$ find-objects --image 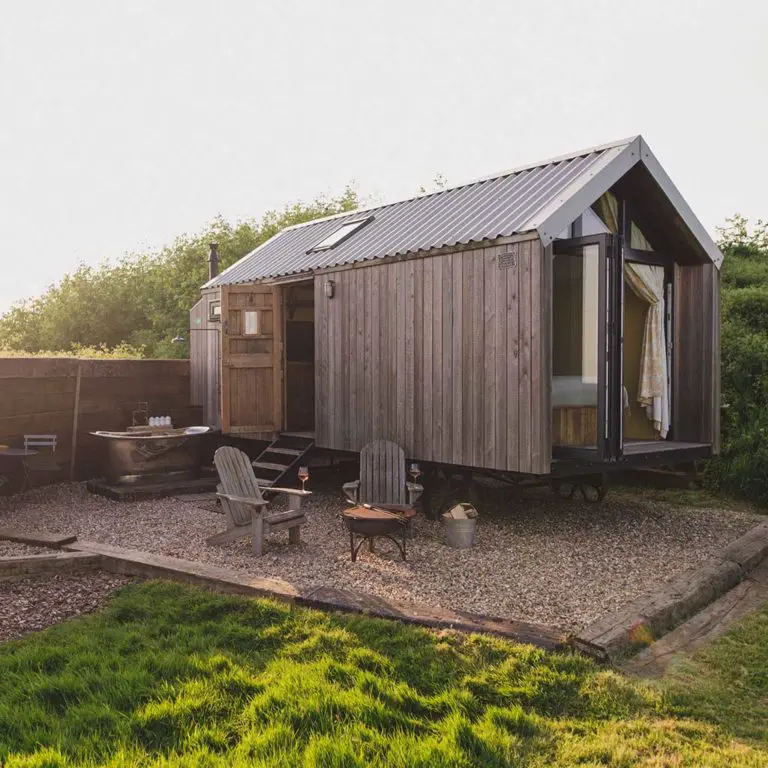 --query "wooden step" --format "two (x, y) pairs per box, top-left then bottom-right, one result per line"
(252, 461), (290, 472)
(264, 447), (303, 456)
